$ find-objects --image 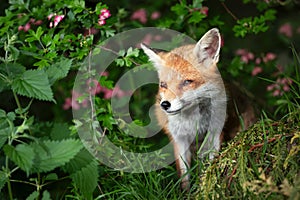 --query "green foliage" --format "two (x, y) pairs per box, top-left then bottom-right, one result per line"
(12, 70), (54, 102)
(233, 9), (276, 37)
(0, 0), (299, 199)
